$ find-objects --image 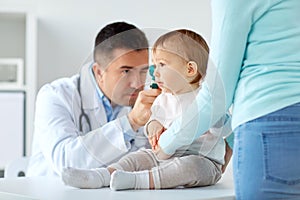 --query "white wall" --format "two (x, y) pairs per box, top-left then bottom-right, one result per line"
(0, 0), (212, 88)
(36, 0), (212, 88)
